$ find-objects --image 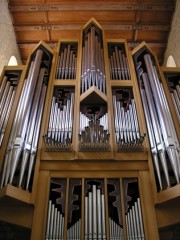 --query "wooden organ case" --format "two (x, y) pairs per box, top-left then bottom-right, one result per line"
(0, 19), (179, 240)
